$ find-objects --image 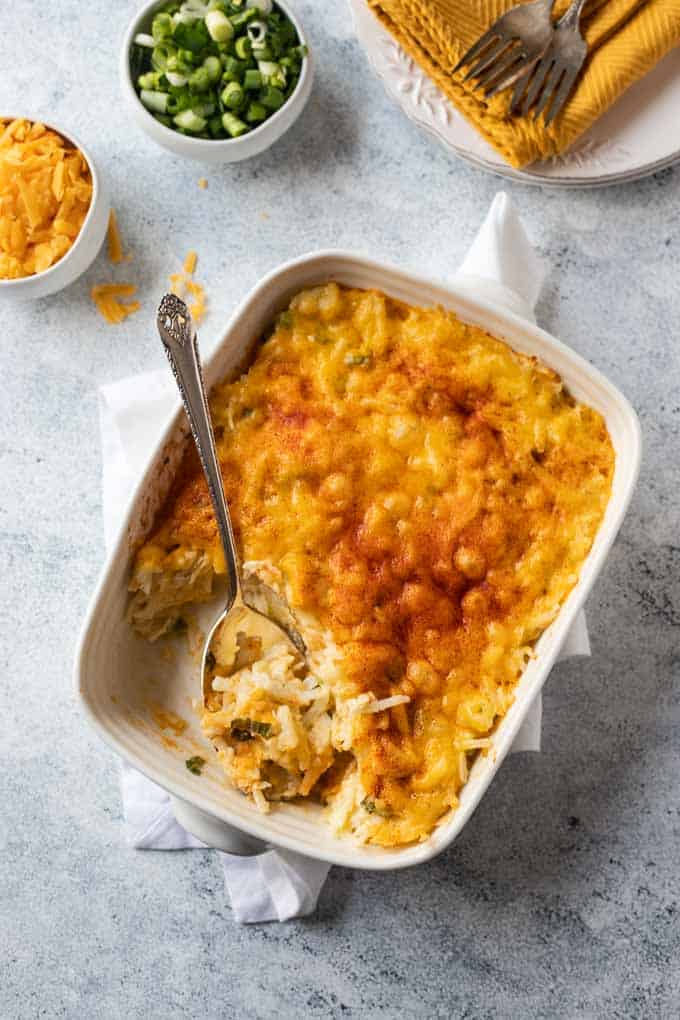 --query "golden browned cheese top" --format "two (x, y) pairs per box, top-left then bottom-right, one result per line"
(141, 284), (614, 844)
